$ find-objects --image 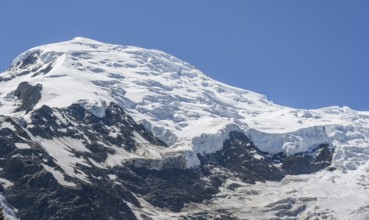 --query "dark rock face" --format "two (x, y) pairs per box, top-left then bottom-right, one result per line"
(63, 103), (167, 150)
(0, 103), (336, 219)
(269, 144), (334, 175)
(13, 81), (42, 112)
(18, 51), (40, 69)
(0, 128), (22, 156)
(0, 111), (146, 219)
(281, 145), (333, 175)
(27, 103), (166, 149)
(2, 153), (138, 220)
(199, 131), (285, 183)
(121, 167), (222, 212)
(0, 104), (176, 219)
